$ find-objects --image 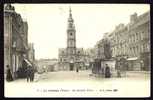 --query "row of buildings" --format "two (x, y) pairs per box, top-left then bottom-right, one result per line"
(4, 4), (35, 79)
(36, 58), (58, 73)
(94, 11), (150, 71)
